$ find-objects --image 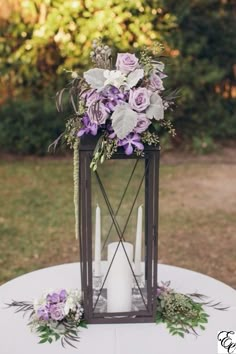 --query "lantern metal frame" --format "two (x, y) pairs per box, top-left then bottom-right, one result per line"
(78, 135), (160, 324)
